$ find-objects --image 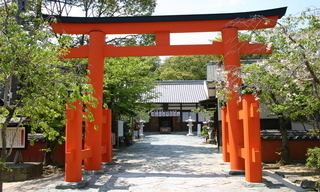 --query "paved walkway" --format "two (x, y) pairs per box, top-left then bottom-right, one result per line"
(5, 133), (305, 191)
